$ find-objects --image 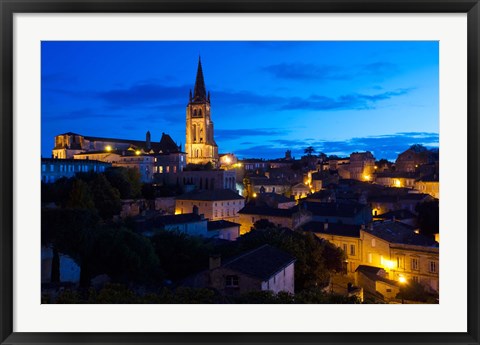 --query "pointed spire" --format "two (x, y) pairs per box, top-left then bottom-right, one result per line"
(193, 56), (207, 102)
